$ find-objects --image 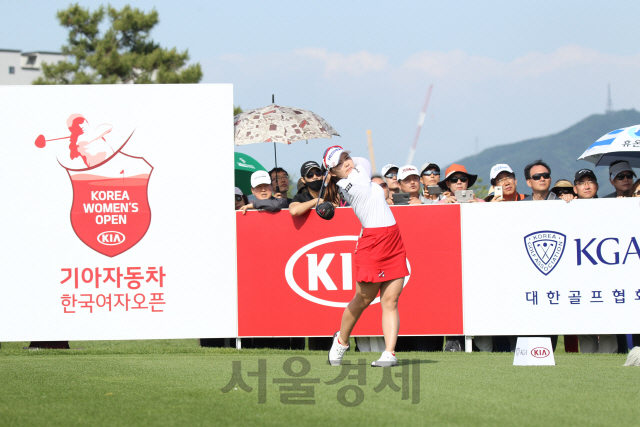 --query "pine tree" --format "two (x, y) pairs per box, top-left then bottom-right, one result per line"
(33, 4), (202, 84)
